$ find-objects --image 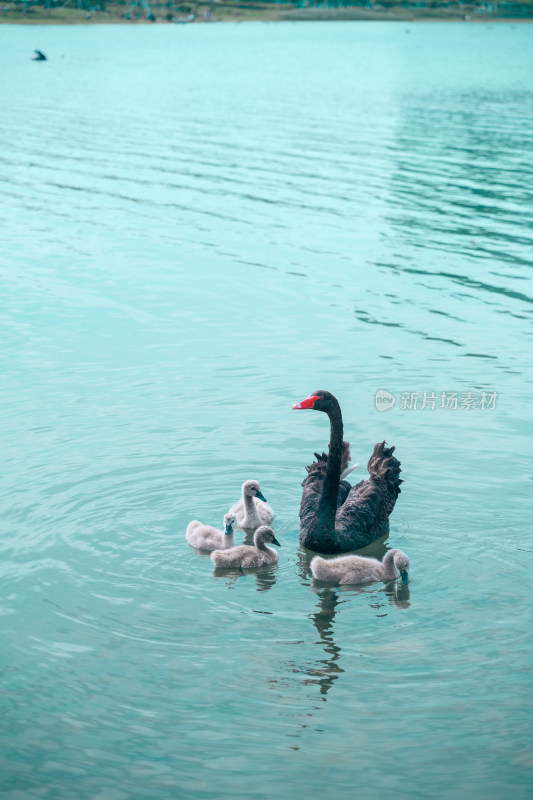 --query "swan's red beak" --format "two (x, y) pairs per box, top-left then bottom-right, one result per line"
(292, 395), (320, 410)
